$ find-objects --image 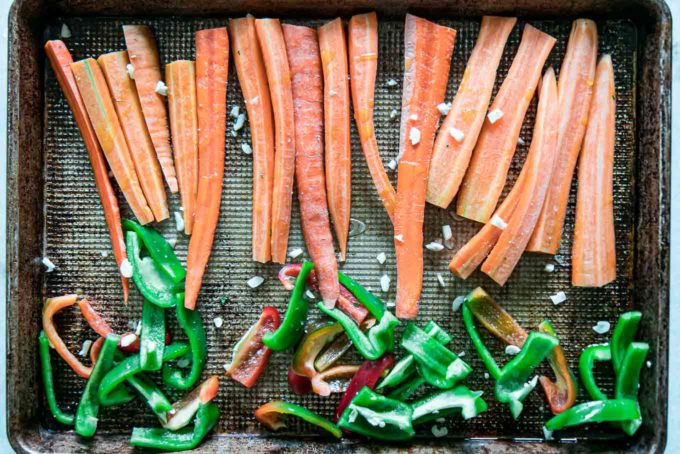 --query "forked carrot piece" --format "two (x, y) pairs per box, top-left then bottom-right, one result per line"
(527, 20), (598, 254)
(166, 60), (198, 235)
(98, 51), (169, 222)
(230, 16), (275, 264)
(319, 18), (352, 261)
(45, 41), (129, 303)
(283, 24), (339, 307)
(456, 25), (555, 223)
(348, 12), (396, 220)
(426, 16), (516, 208)
(123, 25), (178, 193)
(395, 15), (456, 319)
(71, 58), (154, 225)
(572, 55), (616, 287)
(184, 28), (229, 310)
(255, 19), (296, 264)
